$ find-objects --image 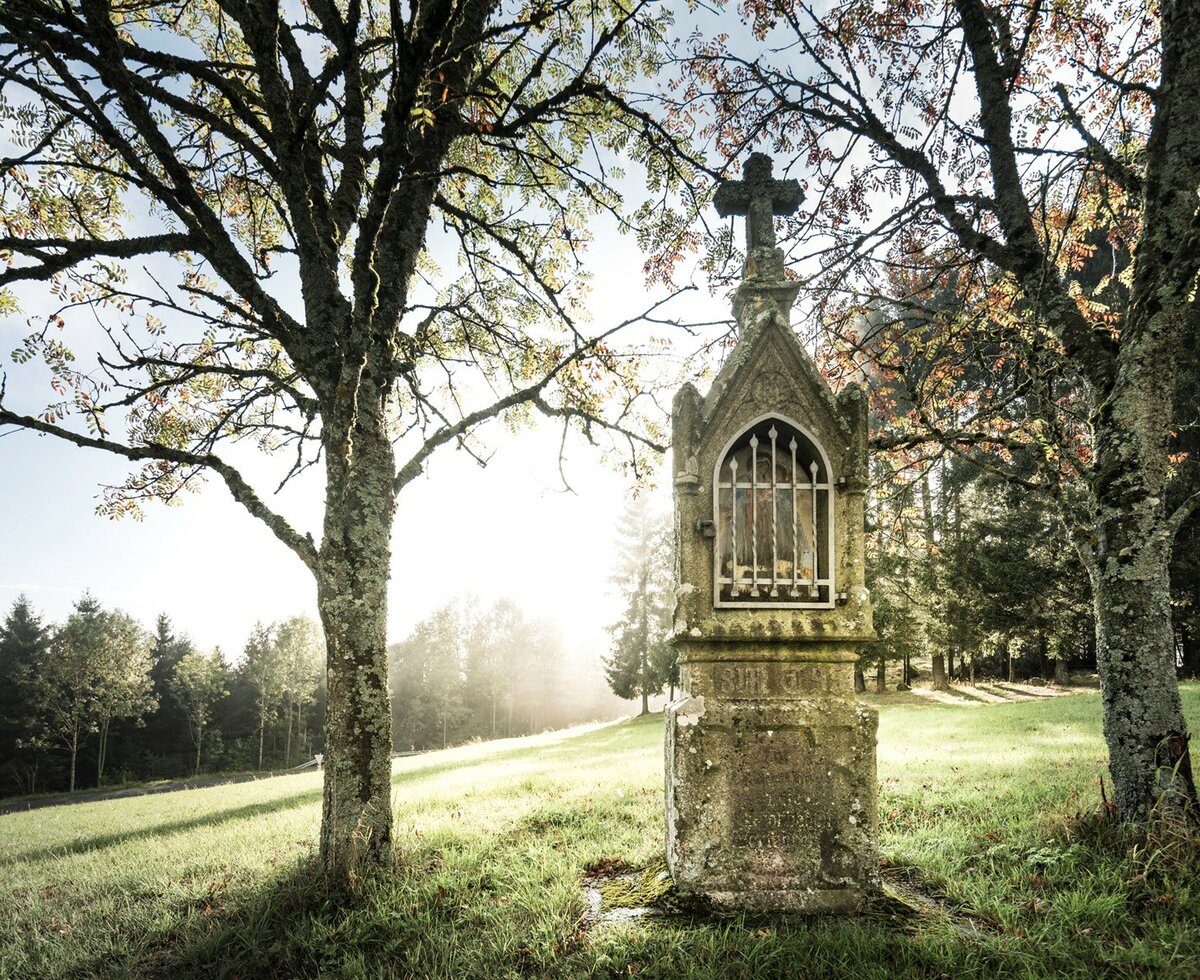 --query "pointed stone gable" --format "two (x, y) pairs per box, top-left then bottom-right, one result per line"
(697, 316), (851, 463)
